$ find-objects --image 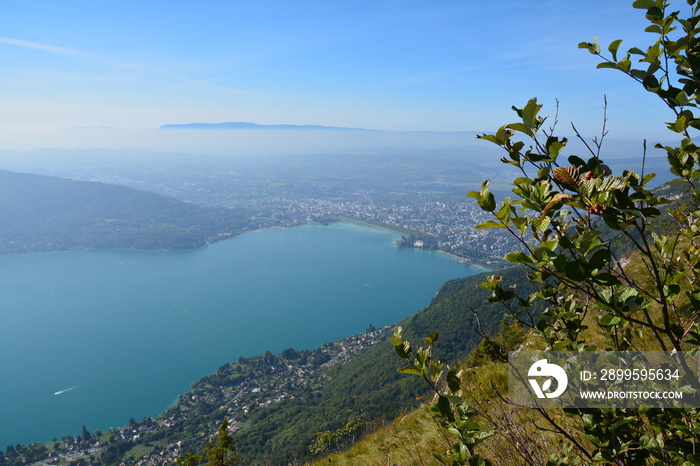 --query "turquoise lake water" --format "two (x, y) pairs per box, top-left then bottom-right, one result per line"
(0, 222), (478, 446)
